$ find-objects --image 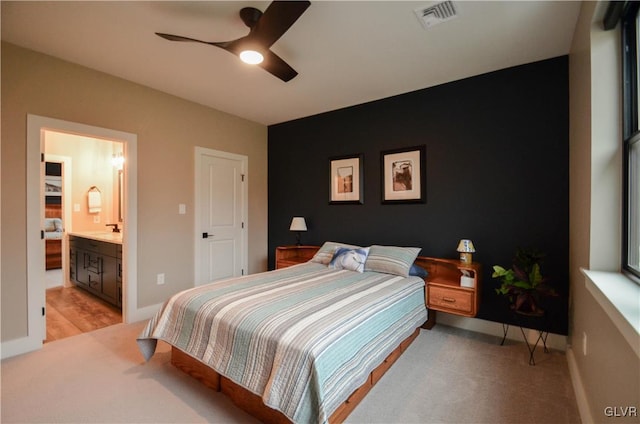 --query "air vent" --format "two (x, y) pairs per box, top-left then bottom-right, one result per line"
(414, 1), (458, 29)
